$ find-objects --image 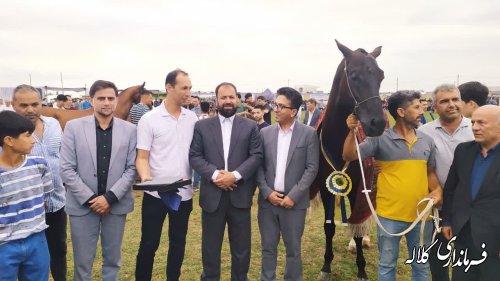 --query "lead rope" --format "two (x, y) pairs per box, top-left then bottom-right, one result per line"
(353, 130), (441, 246)
(343, 59), (440, 245)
